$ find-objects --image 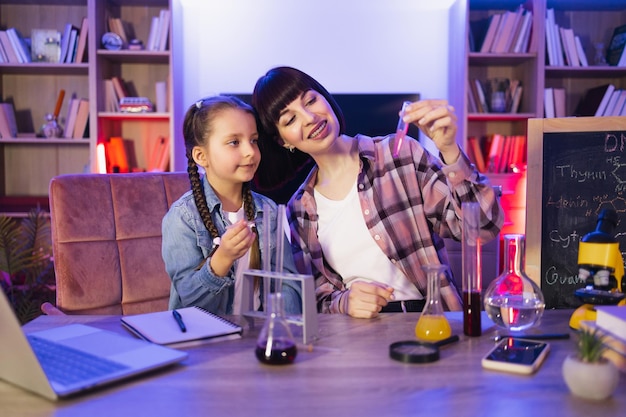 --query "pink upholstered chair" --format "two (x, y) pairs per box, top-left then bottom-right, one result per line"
(48, 172), (189, 315)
